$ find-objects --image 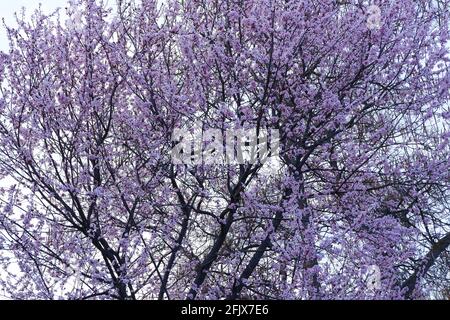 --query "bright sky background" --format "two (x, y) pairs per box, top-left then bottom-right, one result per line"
(0, 0), (69, 51)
